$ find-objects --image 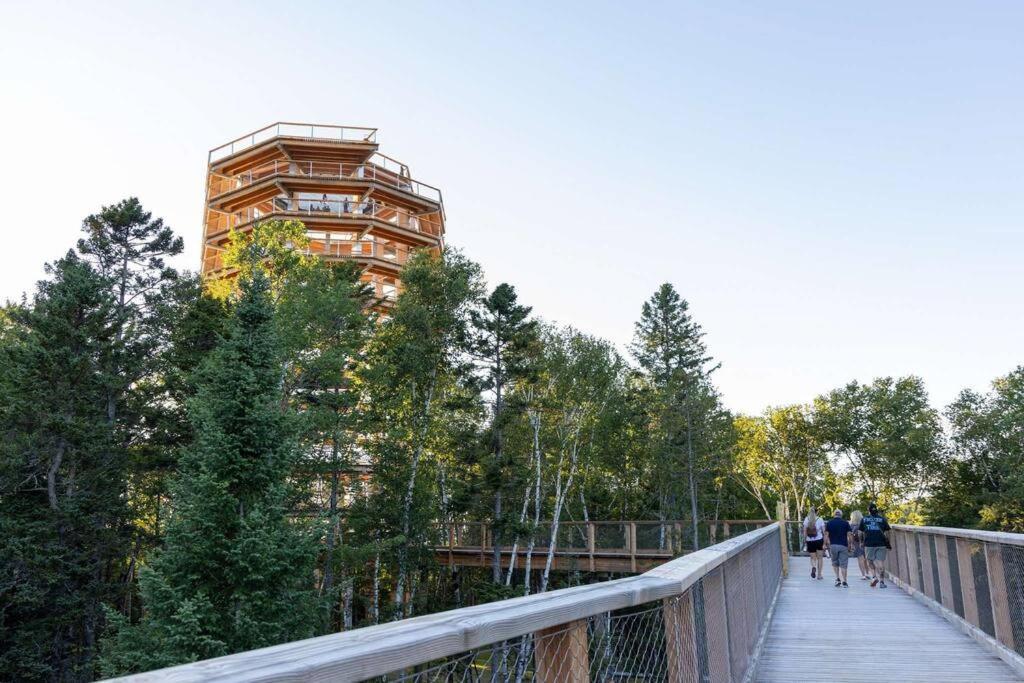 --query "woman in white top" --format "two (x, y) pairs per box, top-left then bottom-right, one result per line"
(804, 506), (826, 580)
